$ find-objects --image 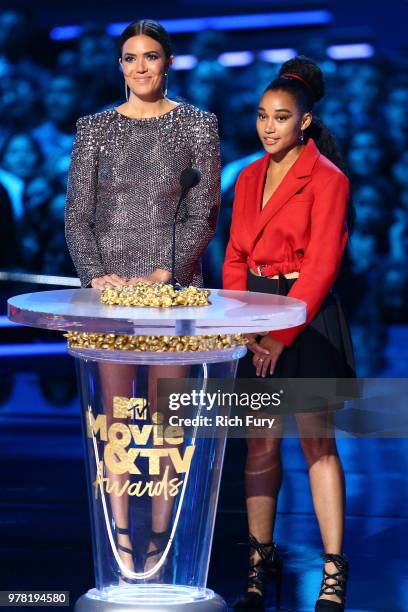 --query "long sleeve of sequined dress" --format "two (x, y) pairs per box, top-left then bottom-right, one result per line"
(64, 116), (106, 287)
(154, 113), (221, 278)
(65, 104), (221, 288)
